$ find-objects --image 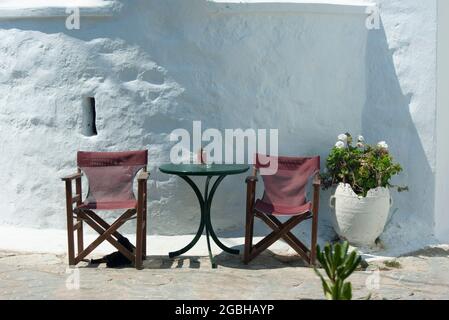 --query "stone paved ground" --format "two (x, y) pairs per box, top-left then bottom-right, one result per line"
(0, 247), (448, 300)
